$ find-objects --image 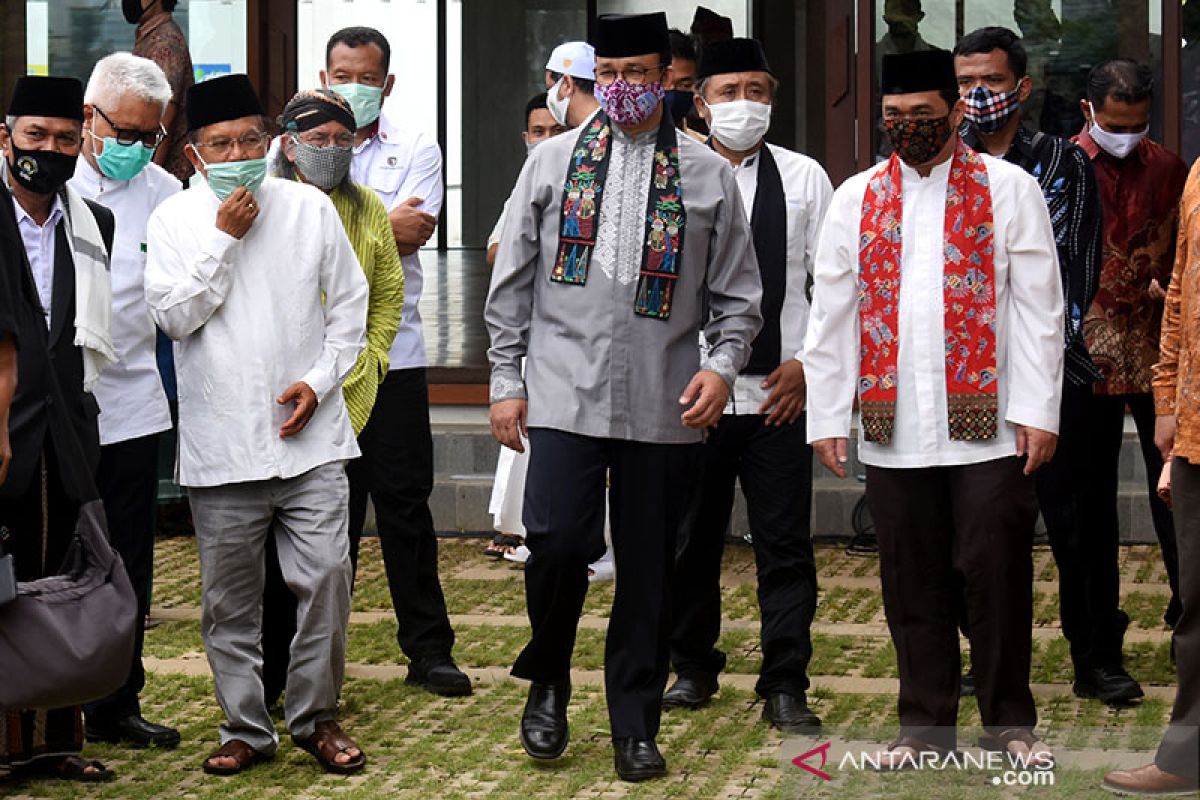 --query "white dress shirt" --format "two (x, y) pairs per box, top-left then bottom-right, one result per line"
(711, 143), (832, 415)
(350, 106), (444, 371)
(804, 151), (1064, 468)
(144, 177), (368, 487)
(71, 157), (178, 445)
(12, 193), (65, 327)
